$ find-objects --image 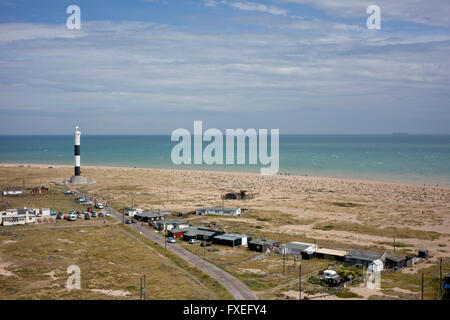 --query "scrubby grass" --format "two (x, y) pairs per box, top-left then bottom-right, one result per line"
(118, 225), (234, 300)
(313, 221), (440, 240)
(0, 224), (220, 300)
